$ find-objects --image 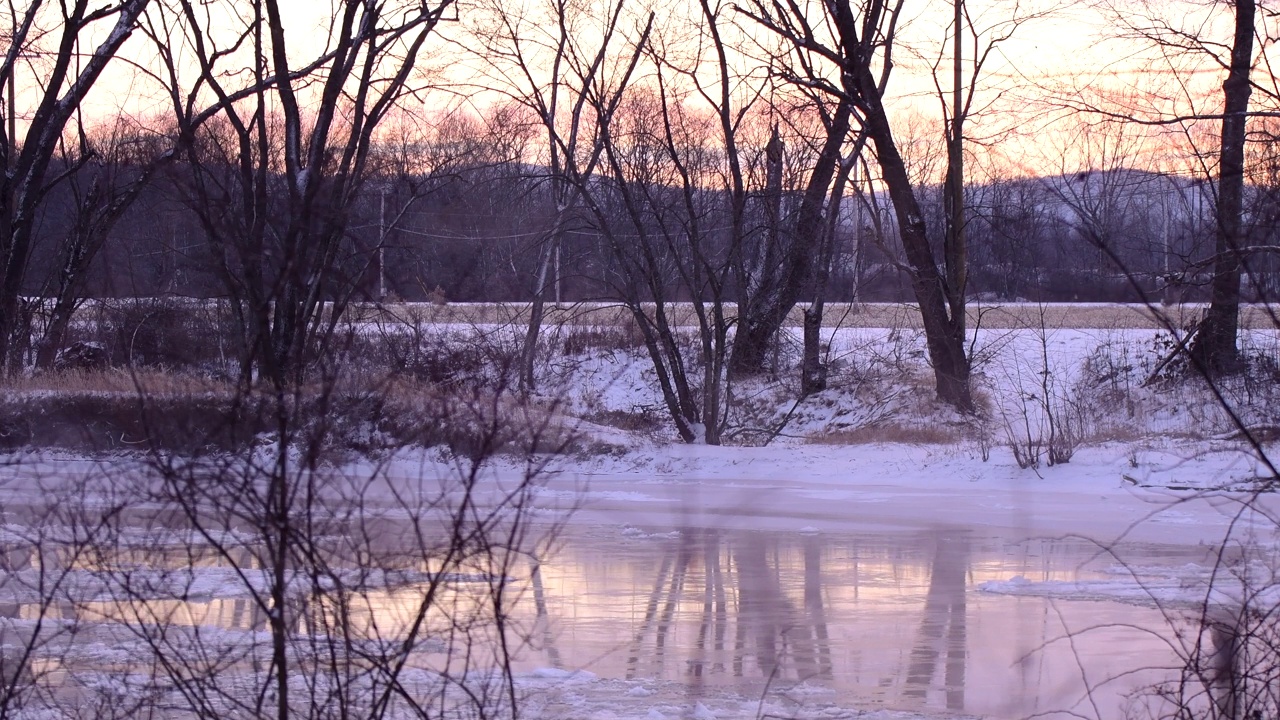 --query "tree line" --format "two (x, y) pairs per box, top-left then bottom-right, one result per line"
(31, 153), (1278, 303)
